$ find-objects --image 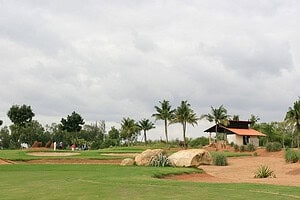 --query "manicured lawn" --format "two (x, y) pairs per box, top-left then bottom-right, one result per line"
(0, 164), (299, 200)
